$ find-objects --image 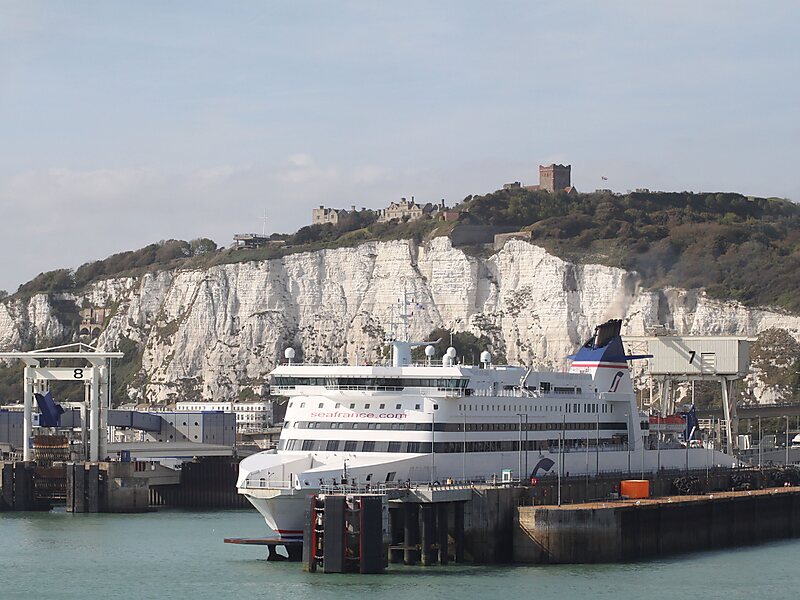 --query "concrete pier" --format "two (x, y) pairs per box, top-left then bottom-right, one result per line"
(514, 486), (800, 563)
(0, 462), (50, 511)
(66, 462), (149, 513)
